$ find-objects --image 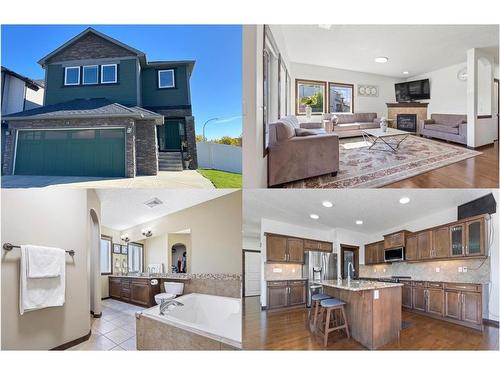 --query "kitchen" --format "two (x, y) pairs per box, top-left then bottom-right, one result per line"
(242, 189), (499, 350)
